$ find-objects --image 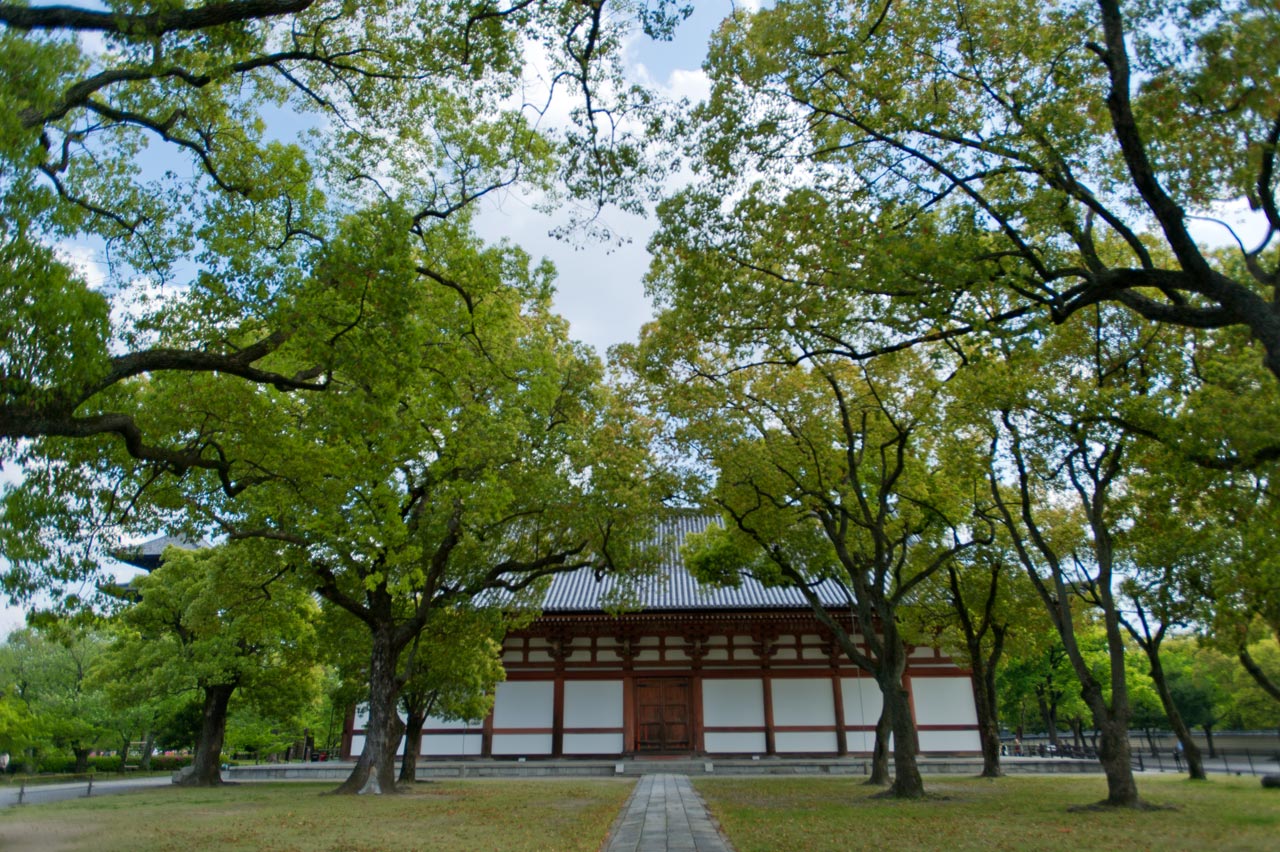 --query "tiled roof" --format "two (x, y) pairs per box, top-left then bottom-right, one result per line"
(541, 514), (851, 612)
(114, 534), (208, 570)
